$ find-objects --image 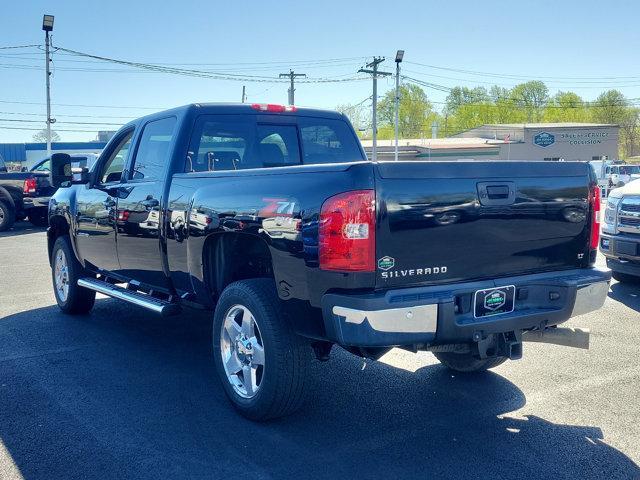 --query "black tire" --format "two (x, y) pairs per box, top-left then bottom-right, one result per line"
(51, 236), (96, 314)
(433, 351), (507, 373)
(28, 209), (48, 227)
(212, 278), (311, 421)
(612, 271), (640, 284)
(0, 201), (15, 232)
